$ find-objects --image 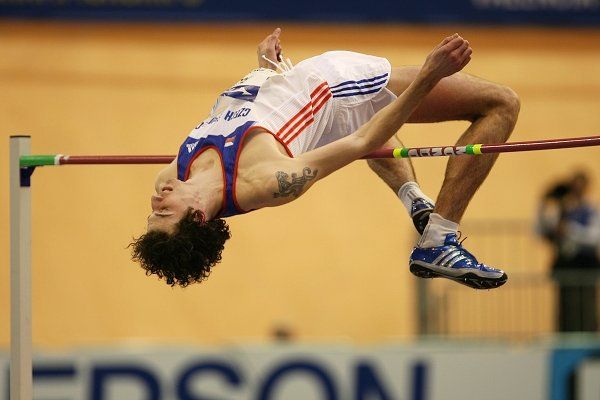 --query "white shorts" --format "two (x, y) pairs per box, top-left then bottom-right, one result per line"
(252, 51), (396, 156)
